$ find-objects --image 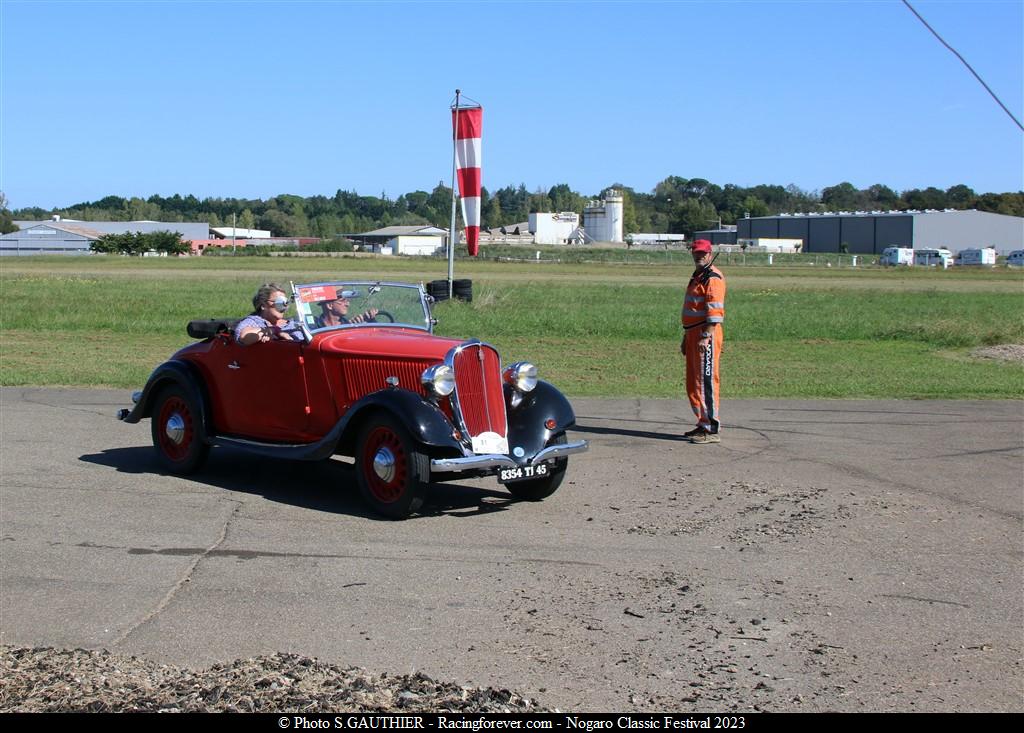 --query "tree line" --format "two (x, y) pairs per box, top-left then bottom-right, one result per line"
(6, 179), (1022, 239)
(89, 230), (188, 255)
